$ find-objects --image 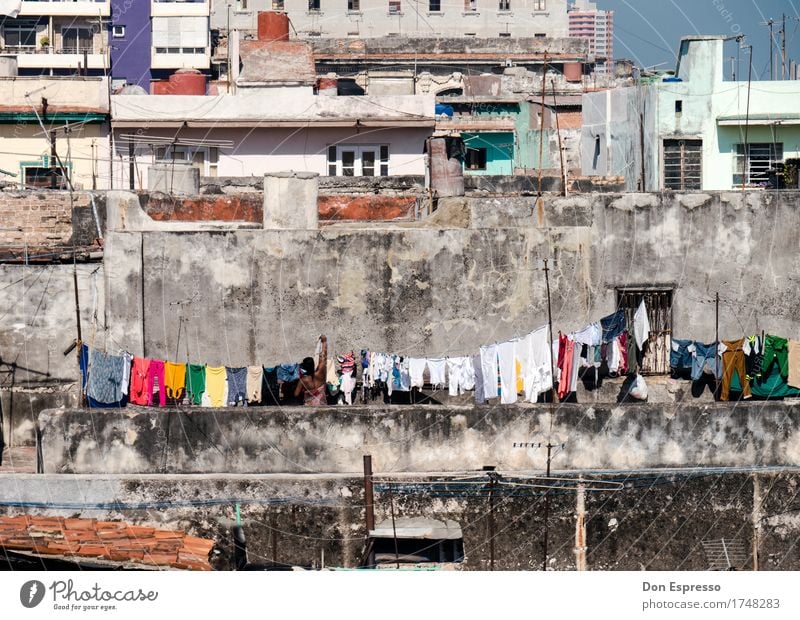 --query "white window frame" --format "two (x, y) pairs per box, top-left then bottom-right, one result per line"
(112, 25), (126, 38)
(532, 0), (546, 11)
(733, 142), (784, 187)
(328, 145), (389, 177)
